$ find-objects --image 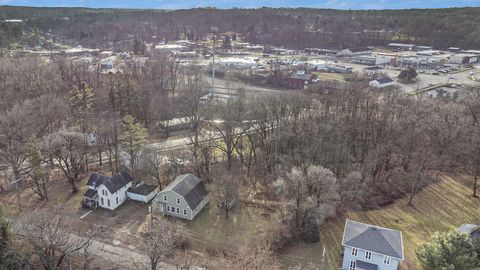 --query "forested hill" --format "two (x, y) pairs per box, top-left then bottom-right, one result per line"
(1, 6), (480, 50)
